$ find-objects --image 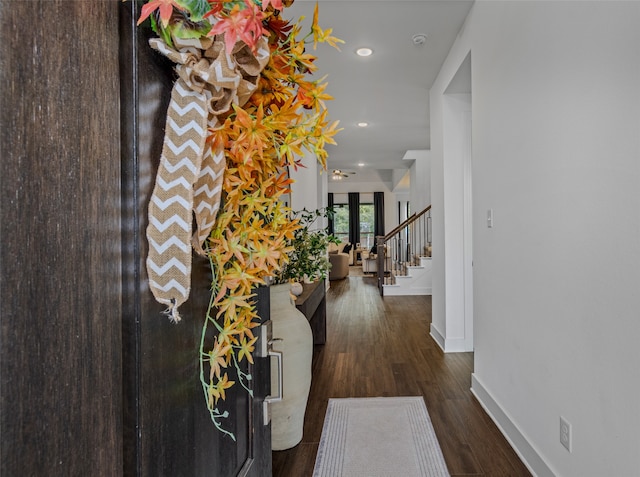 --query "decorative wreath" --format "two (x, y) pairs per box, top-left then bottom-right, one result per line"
(137, 0), (342, 439)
